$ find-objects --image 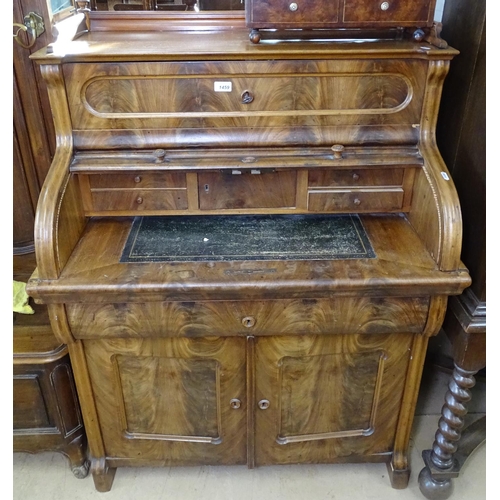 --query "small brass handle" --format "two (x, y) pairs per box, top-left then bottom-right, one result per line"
(136, 197), (144, 205)
(258, 399), (270, 410)
(241, 90), (254, 104)
(352, 173), (360, 181)
(230, 399), (241, 409)
(353, 198), (361, 206)
(242, 316), (256, 328)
